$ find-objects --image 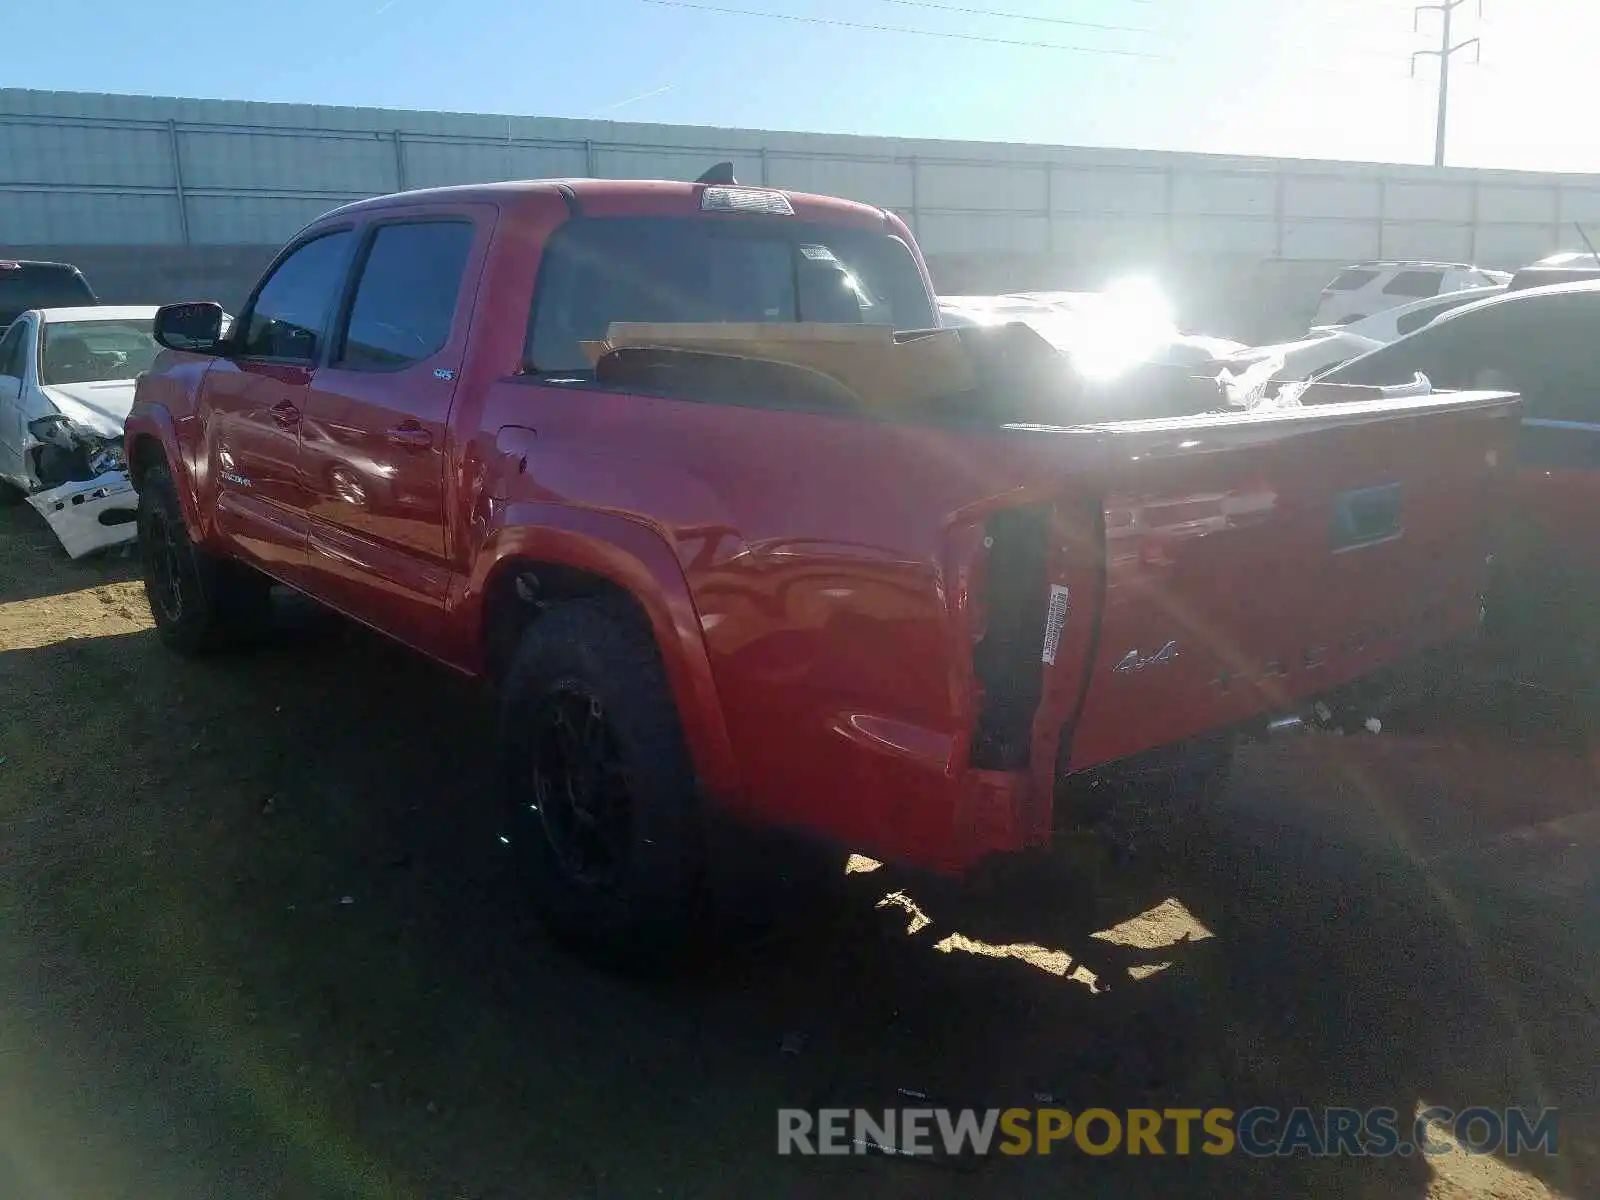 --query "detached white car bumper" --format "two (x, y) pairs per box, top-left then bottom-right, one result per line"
(25, 470), (139, 559)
